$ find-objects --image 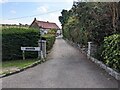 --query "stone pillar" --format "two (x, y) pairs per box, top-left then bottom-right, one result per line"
(38, 40), (41, 59)
(38, 40), (46, 59)
(42, 40), (46, 58)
